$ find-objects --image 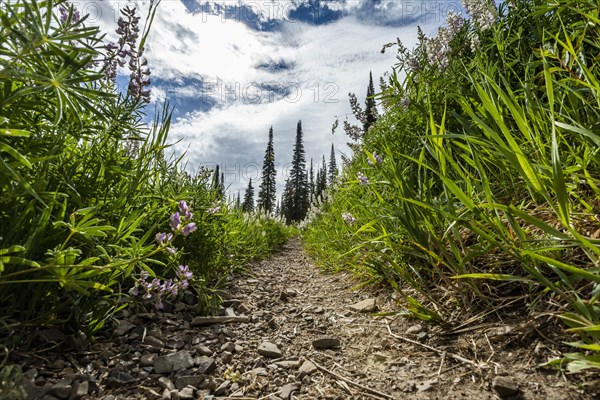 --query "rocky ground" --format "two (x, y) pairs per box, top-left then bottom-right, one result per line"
(8, 237), (598, 400)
